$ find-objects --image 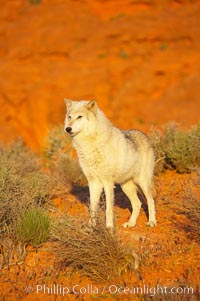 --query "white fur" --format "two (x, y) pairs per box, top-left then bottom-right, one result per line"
(64, 99), (156, 229)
